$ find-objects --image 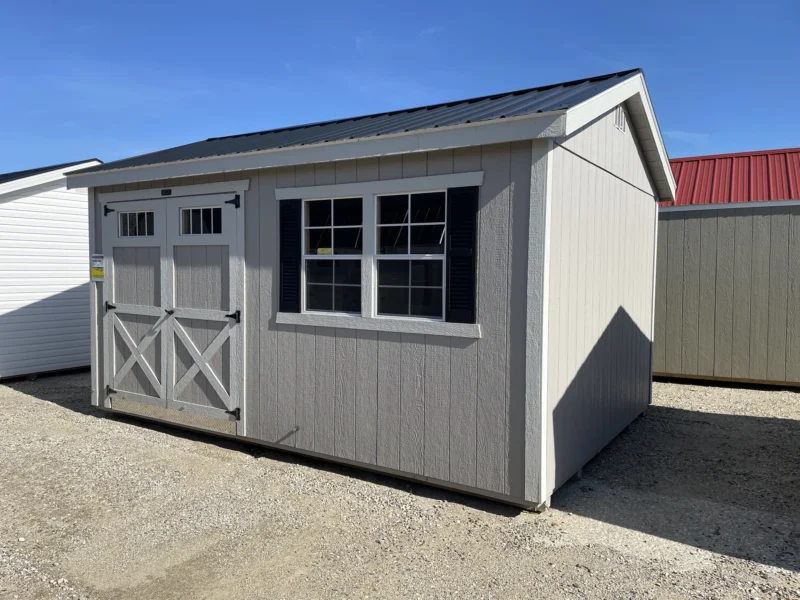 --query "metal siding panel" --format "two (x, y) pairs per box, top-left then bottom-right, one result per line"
(423, 337), (450, 481)
(259, 169), (279, 442)
(749, 211), (771, 379)
(731, 210), (753, 378)
(314, 328), (336, 455)
(277, 324), (297, 446)
(295, 325), (316, 450)
(713, 213), (735, 377)
(449, 338), (477, 487)
(399, 333), (425, 475)
(376, 331), (401, 470)
(653, 218), (668, 371)
(768, 154), (789, 201)
(767, 209), (790, 381)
